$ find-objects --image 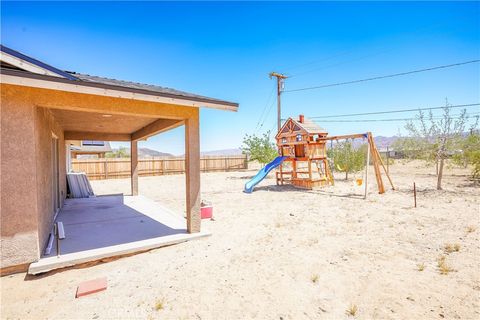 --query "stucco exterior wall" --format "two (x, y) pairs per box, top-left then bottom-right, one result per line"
(1, 83), (202, 272)
(1, 85), (40, 269)
(34, 107), (66, 254)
